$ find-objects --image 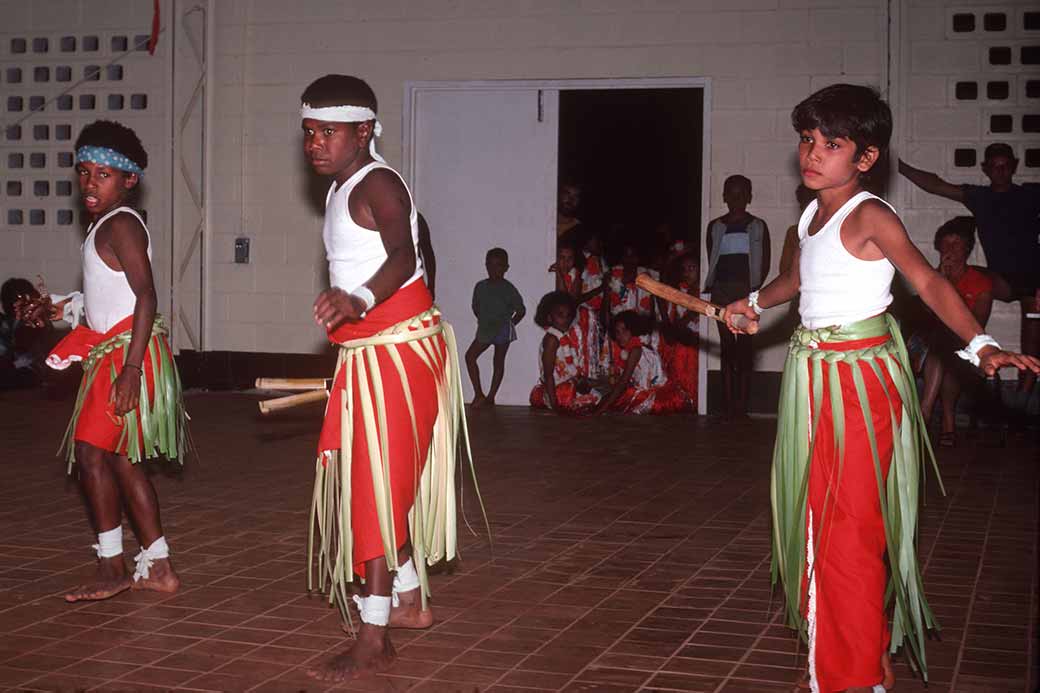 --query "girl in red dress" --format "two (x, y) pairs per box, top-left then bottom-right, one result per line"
(530, 291), (598, 414)
(593, 311), (691, 415)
